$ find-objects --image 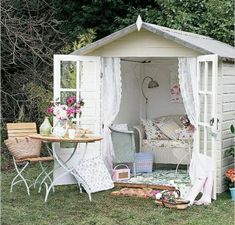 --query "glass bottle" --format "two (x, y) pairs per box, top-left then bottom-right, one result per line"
(40, 117), (52, 136)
